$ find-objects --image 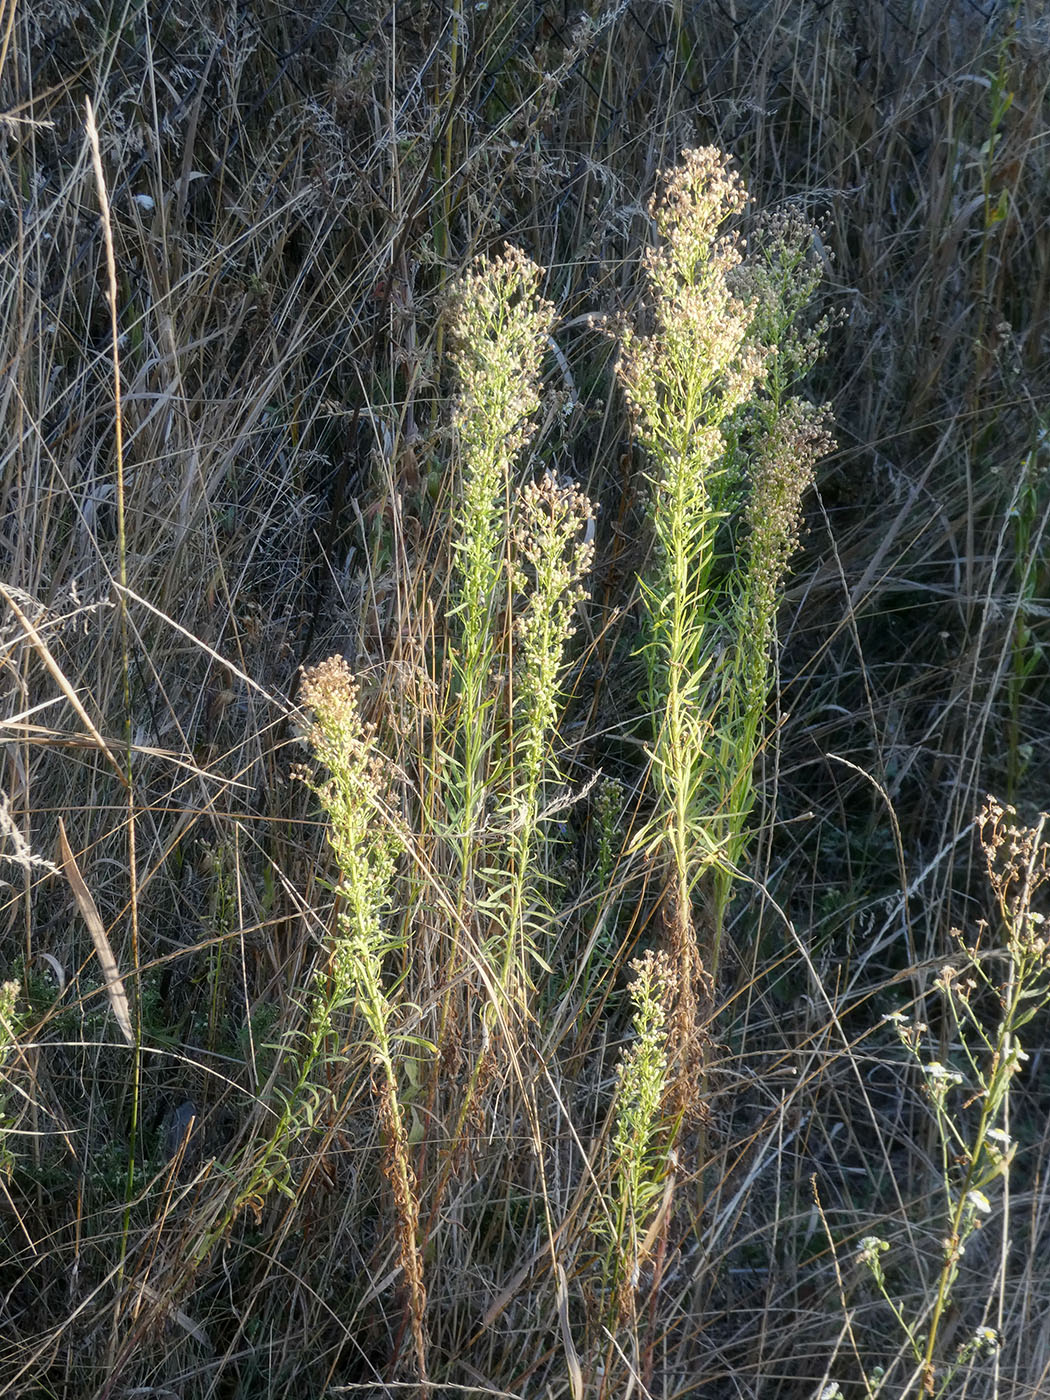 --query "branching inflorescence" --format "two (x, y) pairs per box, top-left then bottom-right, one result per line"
(618, 148), (830, 1110)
